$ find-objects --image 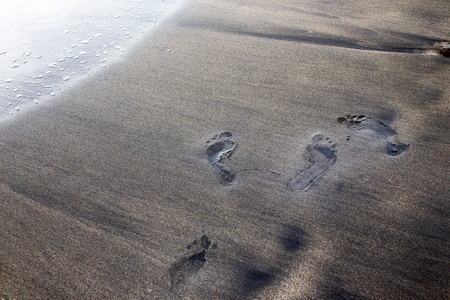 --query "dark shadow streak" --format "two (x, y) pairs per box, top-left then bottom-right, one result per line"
(178, 20), (444, 54)
(242, 269), (276, 293)
(232, 30), (429, 53)
(322, 287), (366, 300)
(10, 185), (142, 236)
(280, 225), (309, 253)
